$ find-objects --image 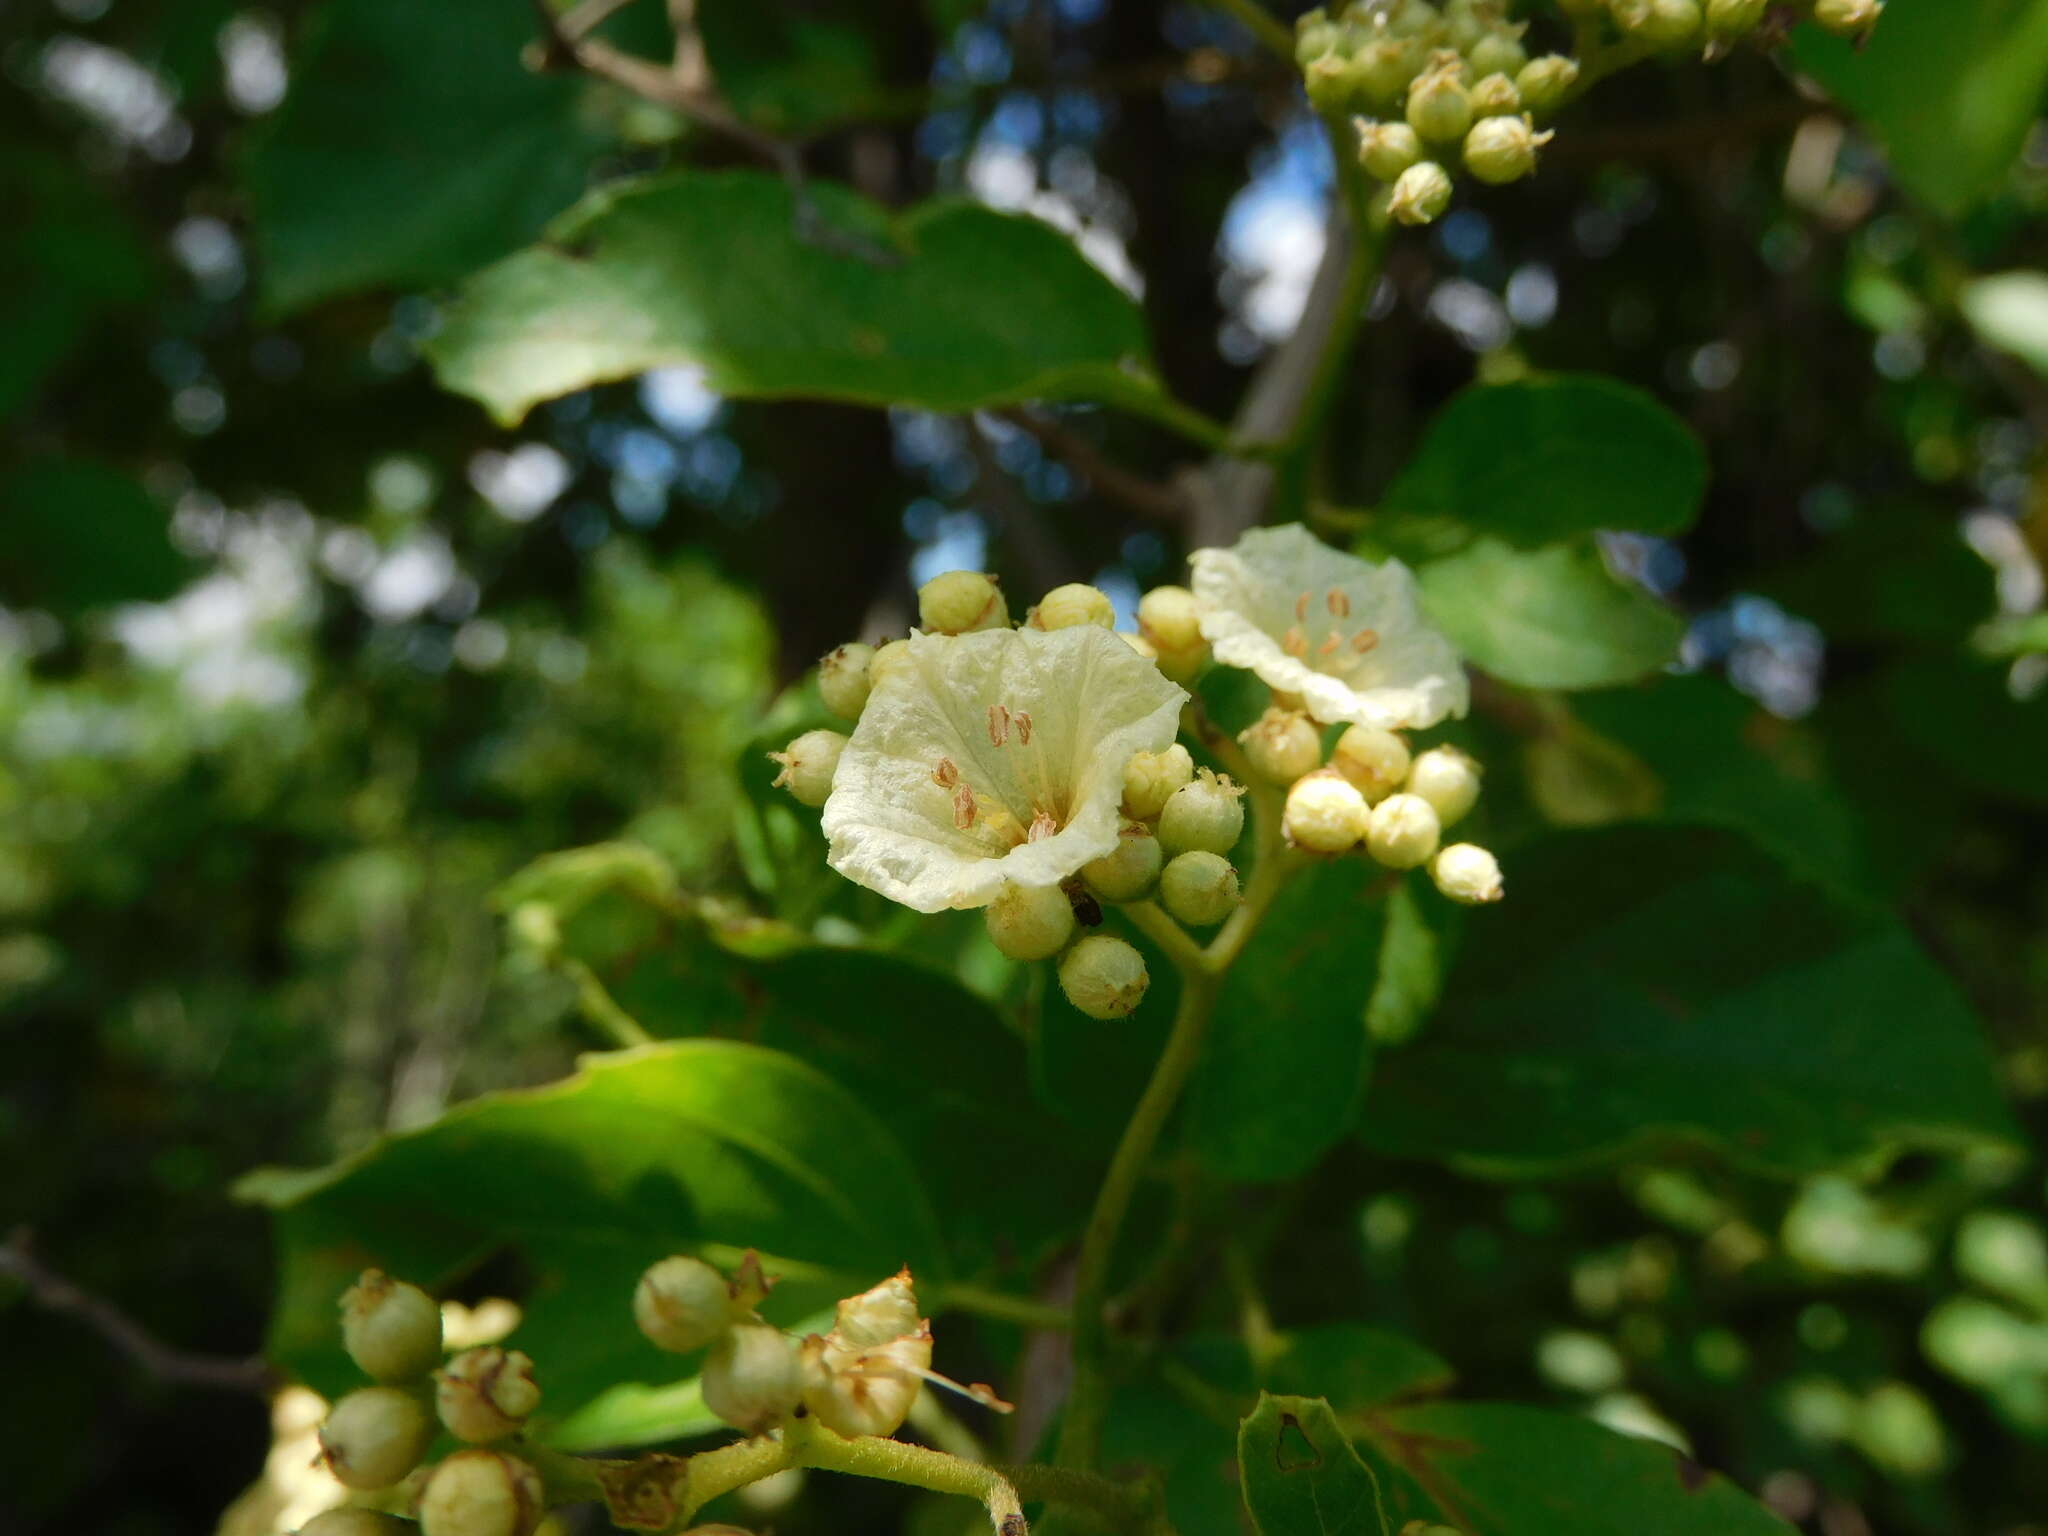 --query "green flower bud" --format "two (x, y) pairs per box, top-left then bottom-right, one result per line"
(1442, 0), (1488, 50)
(1157, 769), (1246, 856)
(918, 570), (1009, 634)
(1358, 119), (1425, 180)
(817, 642), (875, 720)
(1430, 843), (1504, 905)
(1031, 582), (1116, 631)
(868, 637), (915, 691)
(1704, 0), (1768, 38)
(1295, 9), (1339, 65)
(1405, 59), (1474, 143)
(1468, 71), (1522, 119)
(1083, 822), (1165, 903)
(1353, 39), (1425, 110)
(1058, 935), (1150, 1019)
(1304, 53), (1357, 117)
(1331, 724), (1411, 802)
(417, 1451), (545, 1536)
(1812, 0), (1881, 35)
(1466, 30), (1527, 79)
(634, 1255), (743, 1353)
(1366, 792), (1442, 869)
(1385, 0), (1444, 38)
(1123, 742), (1195, 821)
(984, 881), (1077, 961)
(1514, 54), (1580, 111)
(299, 1512), (409, 1536)
(1283, 769), (1369, 854)
(768, 729), (847, 809)
(340, 1270), (443, 1384)
(702, 1321), (804, 1434)
(1405, 745), (1482, 826)
(1239, 706), (1324, 785)
(1388, 161), (1454, 226)
(1613, 0), (1703, 49)
(436, 1347), (540, 1444)
(319, 1387), (434, 1491)
(1463, 114), (1550, 185)
(1159, 851), (1241, 928)
(834, 1269), (922, 1347)
(1137, 584), (1203, 653)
